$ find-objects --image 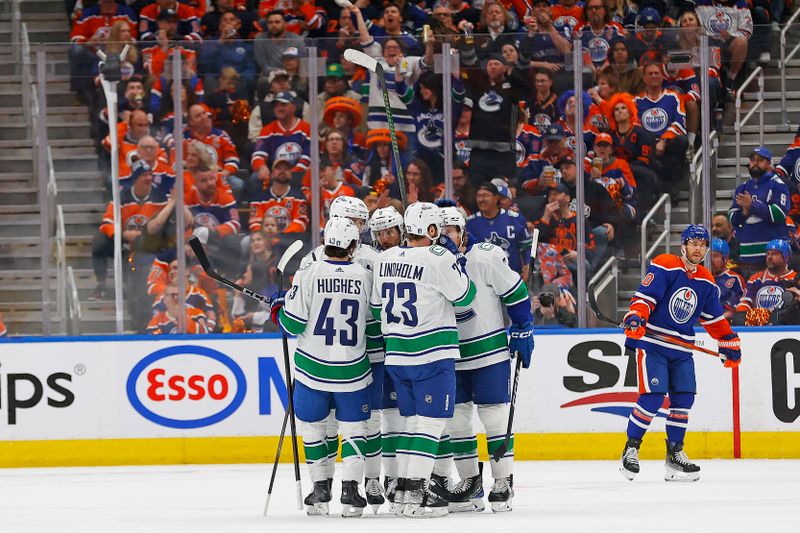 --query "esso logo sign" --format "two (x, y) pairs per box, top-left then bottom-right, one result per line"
(126, 345), (247, 429)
